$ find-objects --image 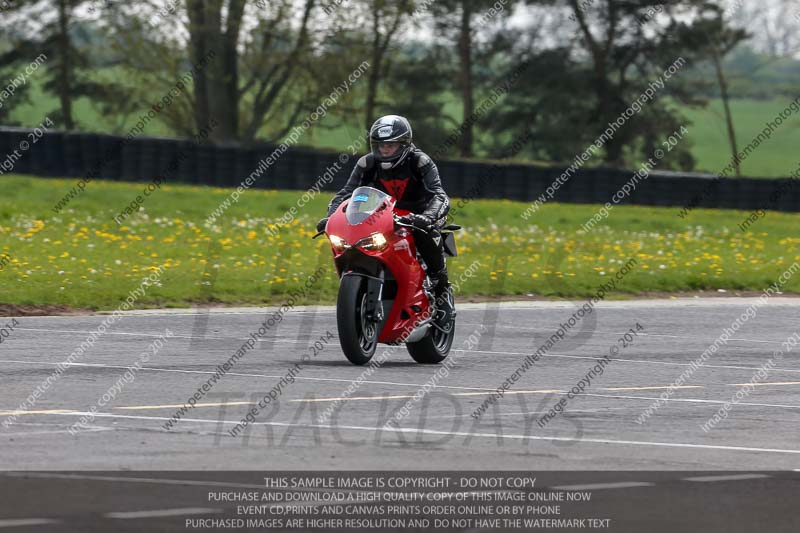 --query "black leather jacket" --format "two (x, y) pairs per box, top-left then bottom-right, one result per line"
(326, 146), (450, 221)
